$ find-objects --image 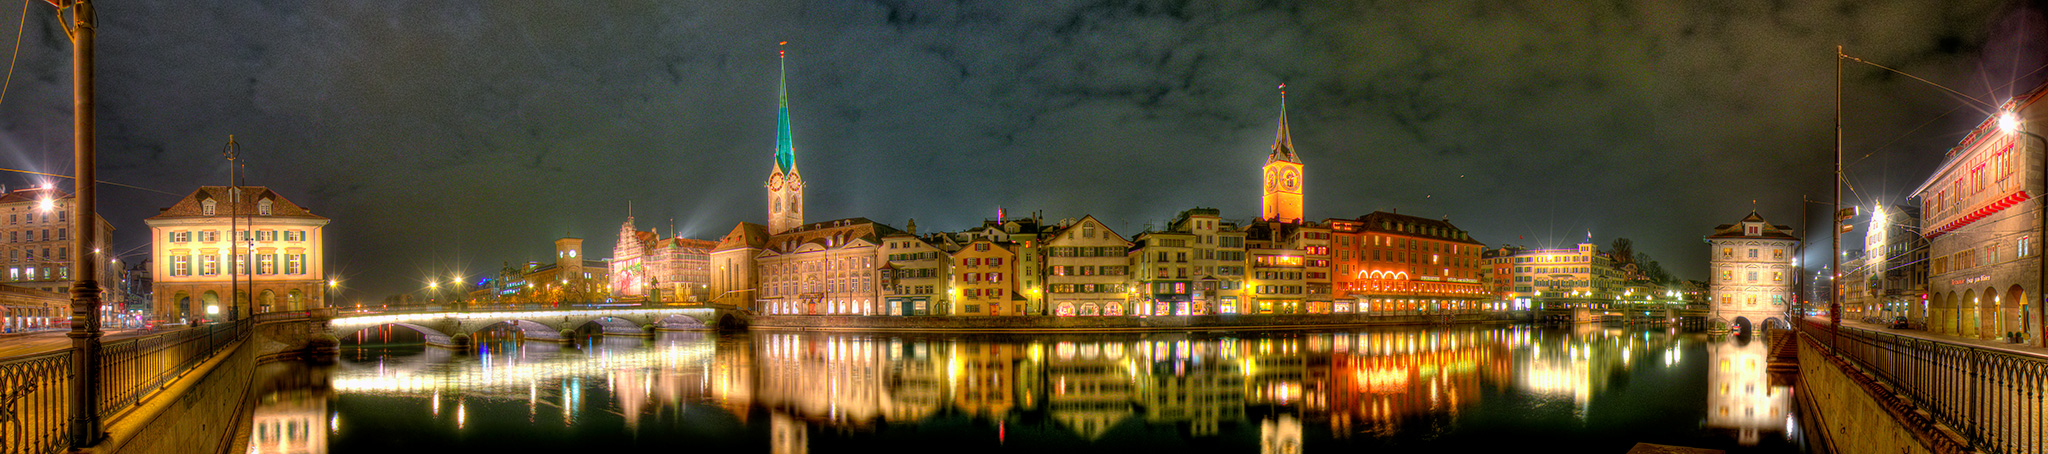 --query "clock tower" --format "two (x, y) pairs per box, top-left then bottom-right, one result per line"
(767, 45), (805, 235)
(1261, 86), (1303, 223)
